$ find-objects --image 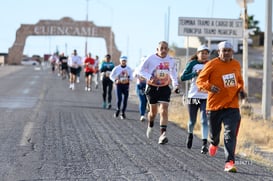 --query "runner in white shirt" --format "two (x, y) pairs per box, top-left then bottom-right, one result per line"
(93, 55), (100, 89)
(49, 53), (58, 73)
(138, 41), (180, 144)
(68, 49), (82, 90)
(110, 56), (133, 119)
